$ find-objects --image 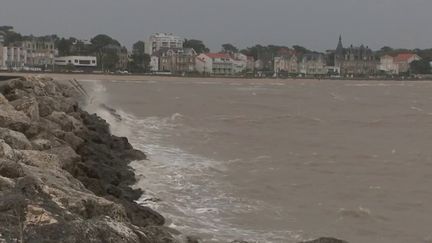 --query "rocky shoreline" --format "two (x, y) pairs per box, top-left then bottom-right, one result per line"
(0, 76), (347, 243)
